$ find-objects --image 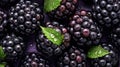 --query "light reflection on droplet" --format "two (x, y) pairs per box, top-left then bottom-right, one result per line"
(54, 38), (57, 42)
(51, 34), (55, 38)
